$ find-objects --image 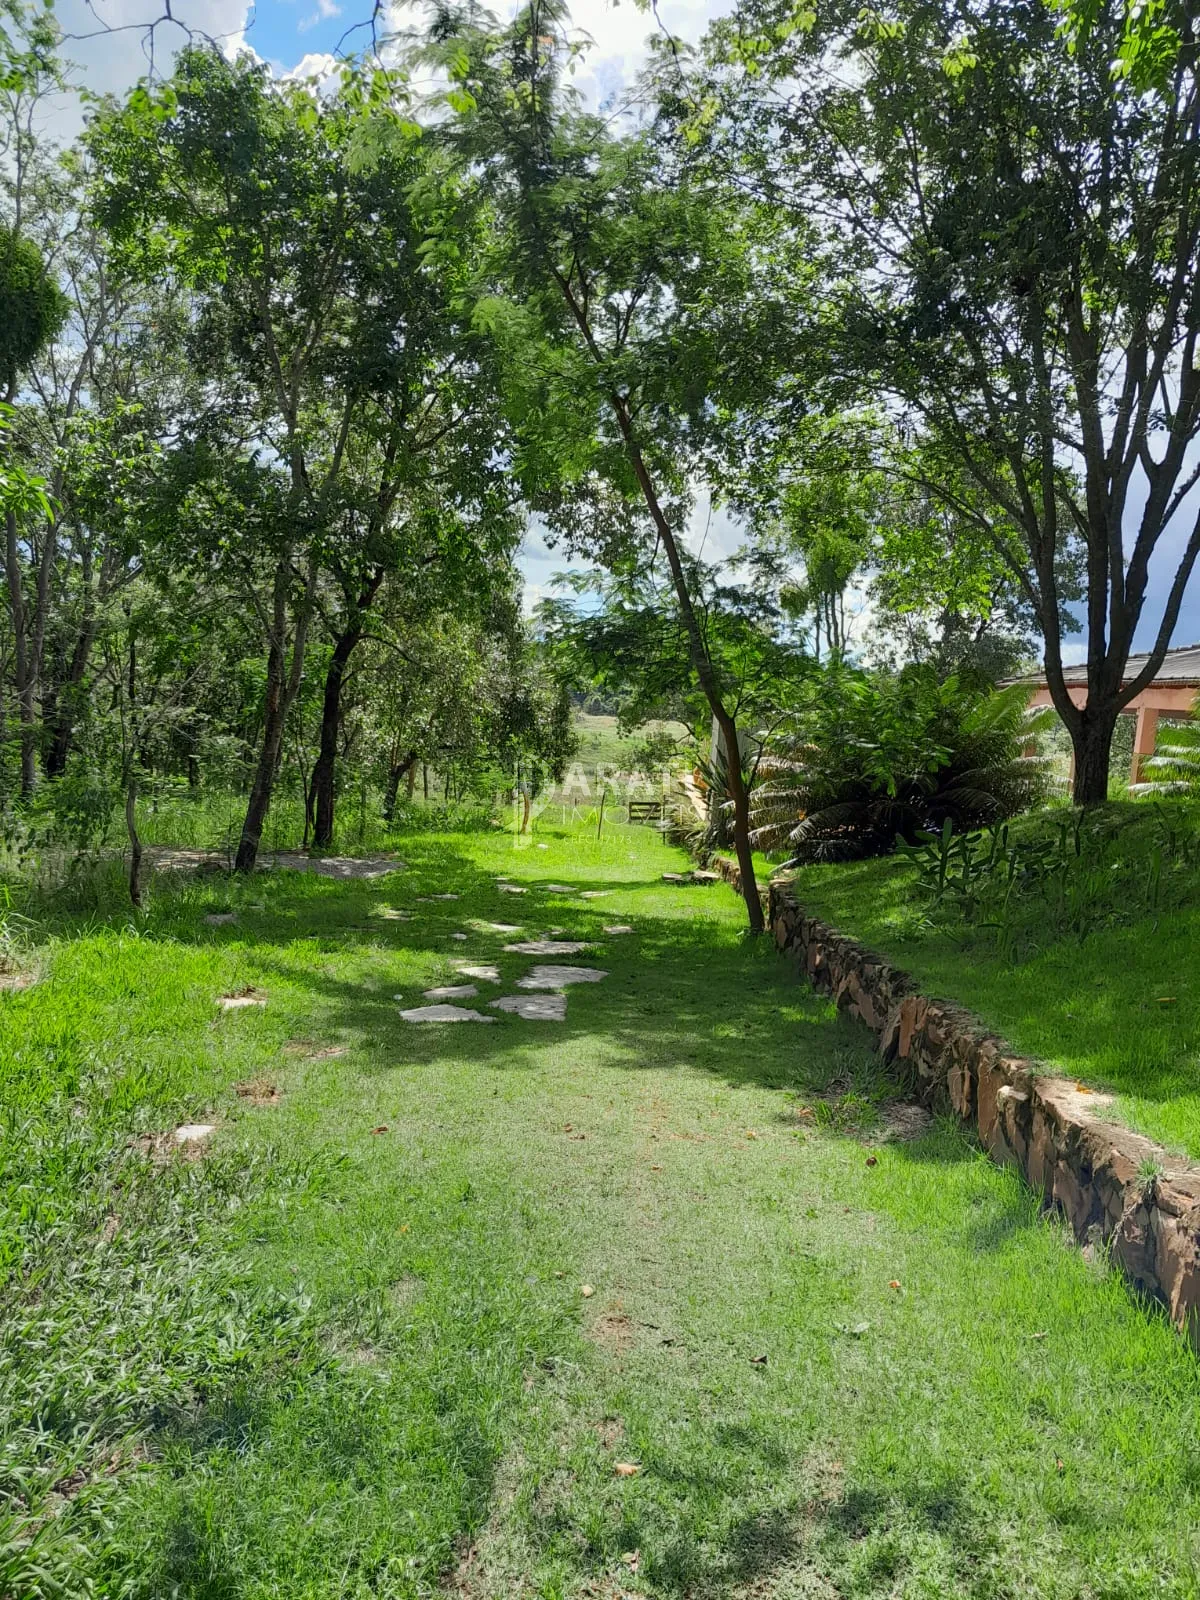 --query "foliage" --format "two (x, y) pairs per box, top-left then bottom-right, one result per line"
(0, 226), (65, 391)
(695, 0), (1200, 802)
(751, 668), (1049, 863)
(1143, 712), (1200, 796)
